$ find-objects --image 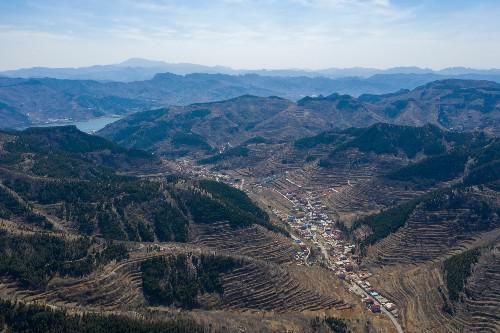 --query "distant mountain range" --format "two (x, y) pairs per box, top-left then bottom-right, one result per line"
(98, 79), (500, 159)
(2, 58), (500, 82)
(2, 68), (500, 129)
